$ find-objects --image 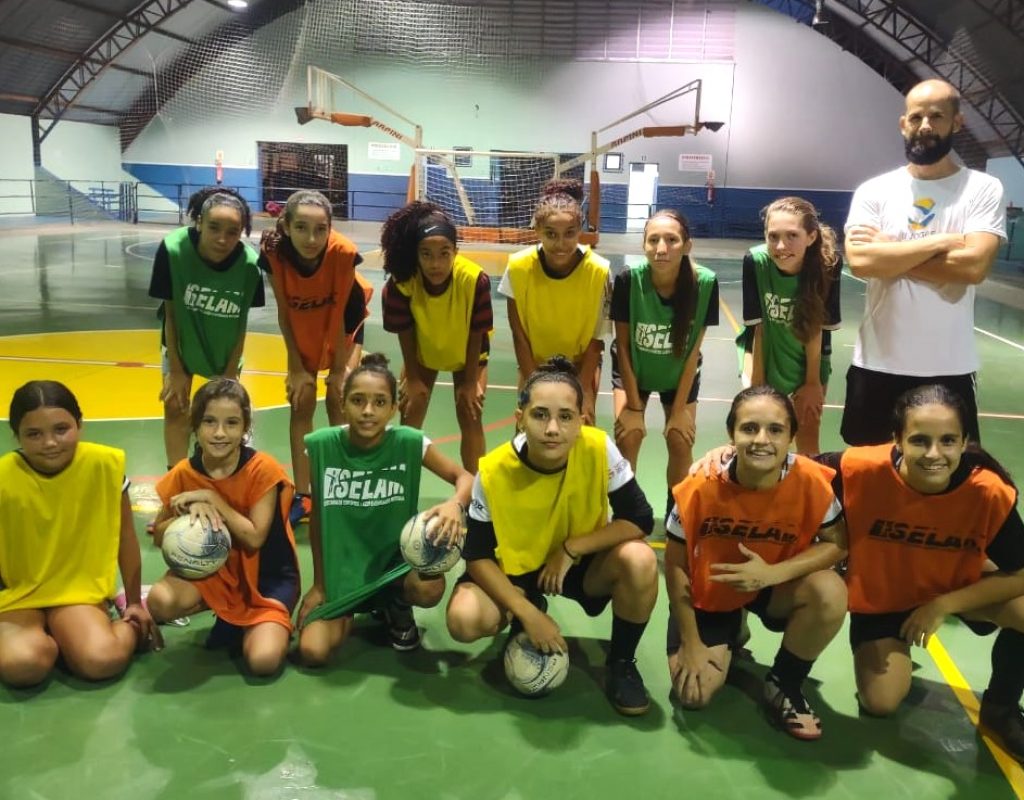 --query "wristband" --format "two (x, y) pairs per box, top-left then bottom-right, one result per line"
(626, 405), (644, 413)
(562, 540), (581, 564)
